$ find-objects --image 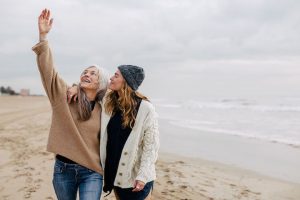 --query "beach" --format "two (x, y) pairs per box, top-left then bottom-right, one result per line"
(0, 96), (300, 200)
